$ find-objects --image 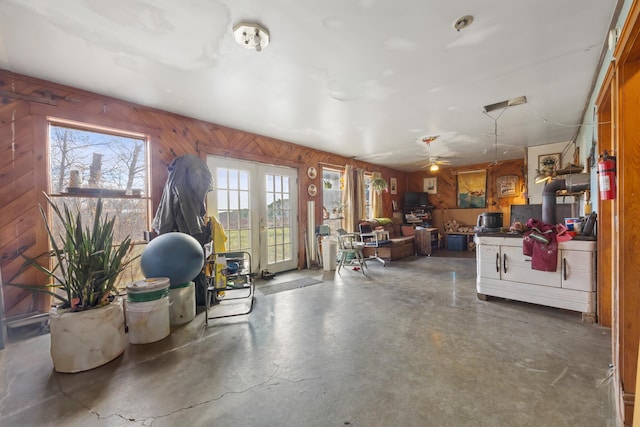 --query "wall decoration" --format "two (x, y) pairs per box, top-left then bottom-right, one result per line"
(307, 166), (317, 179)
(423, 177), (438, 194)
(538, 153), (561, 175)
(307, 184), (317, 196)
(390, 177), (397, 195)
(457, 170), (487, 208)
(496, 175), (518, 197)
